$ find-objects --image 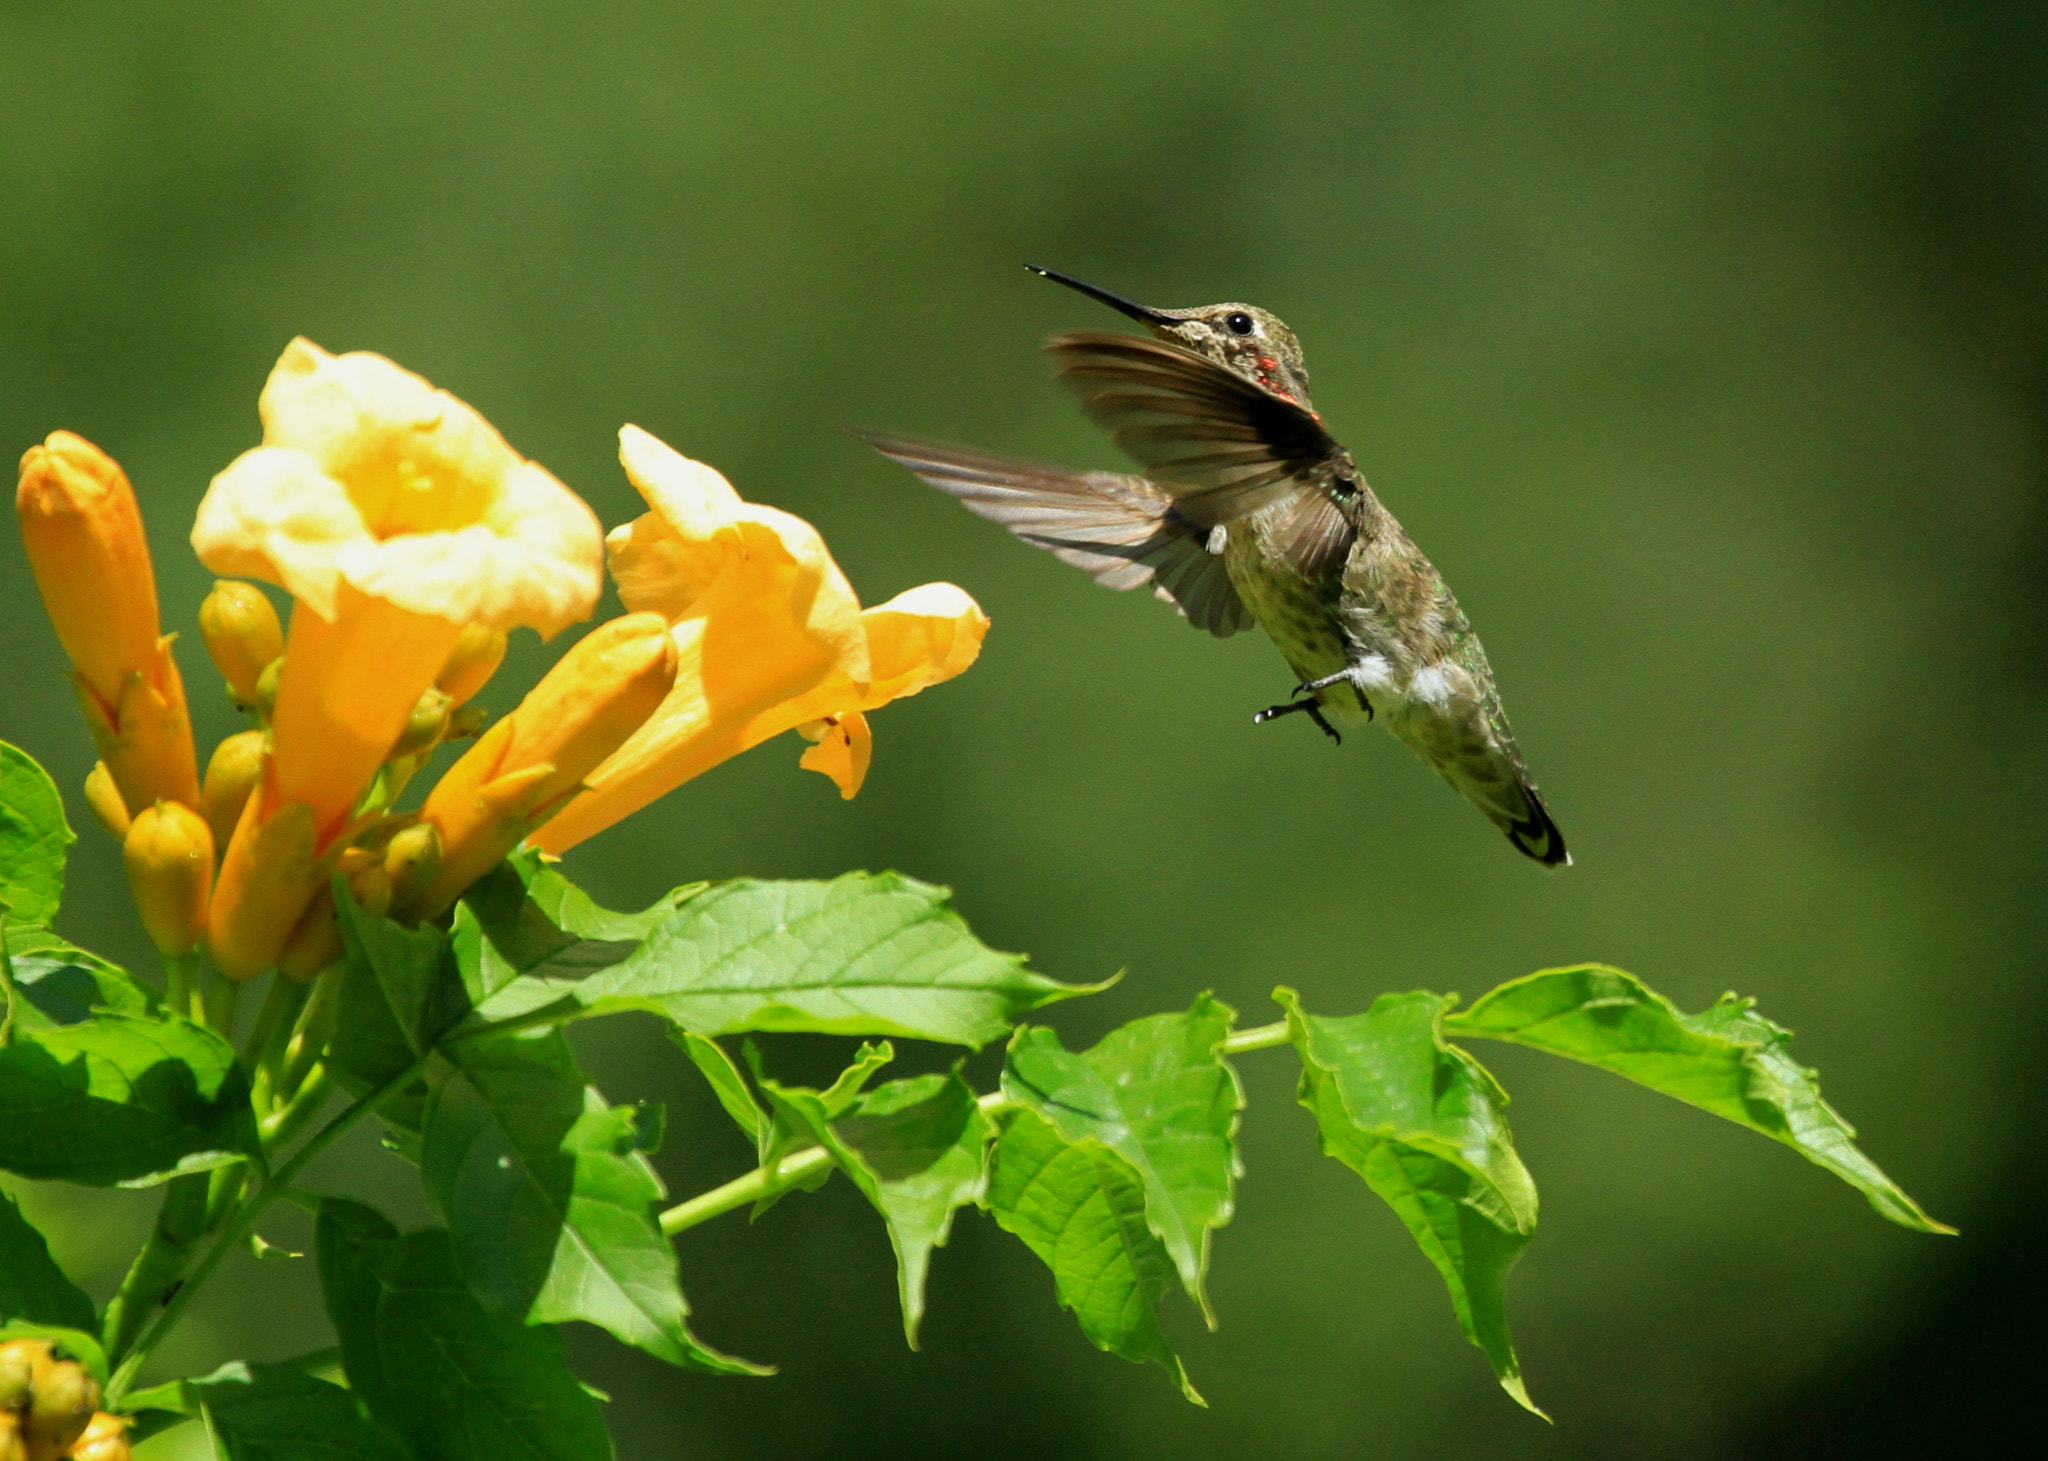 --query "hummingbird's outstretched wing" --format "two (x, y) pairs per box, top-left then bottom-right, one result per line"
(1046, 331), (1357, 580)
(852, 429), (1251, 636)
